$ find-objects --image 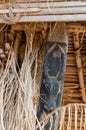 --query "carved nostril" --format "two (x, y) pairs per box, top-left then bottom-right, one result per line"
(44, 104), (48, 110)
(44, 104), (50, 112)
(50, 105), (54, 111)
(44, 104), (55, 112)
